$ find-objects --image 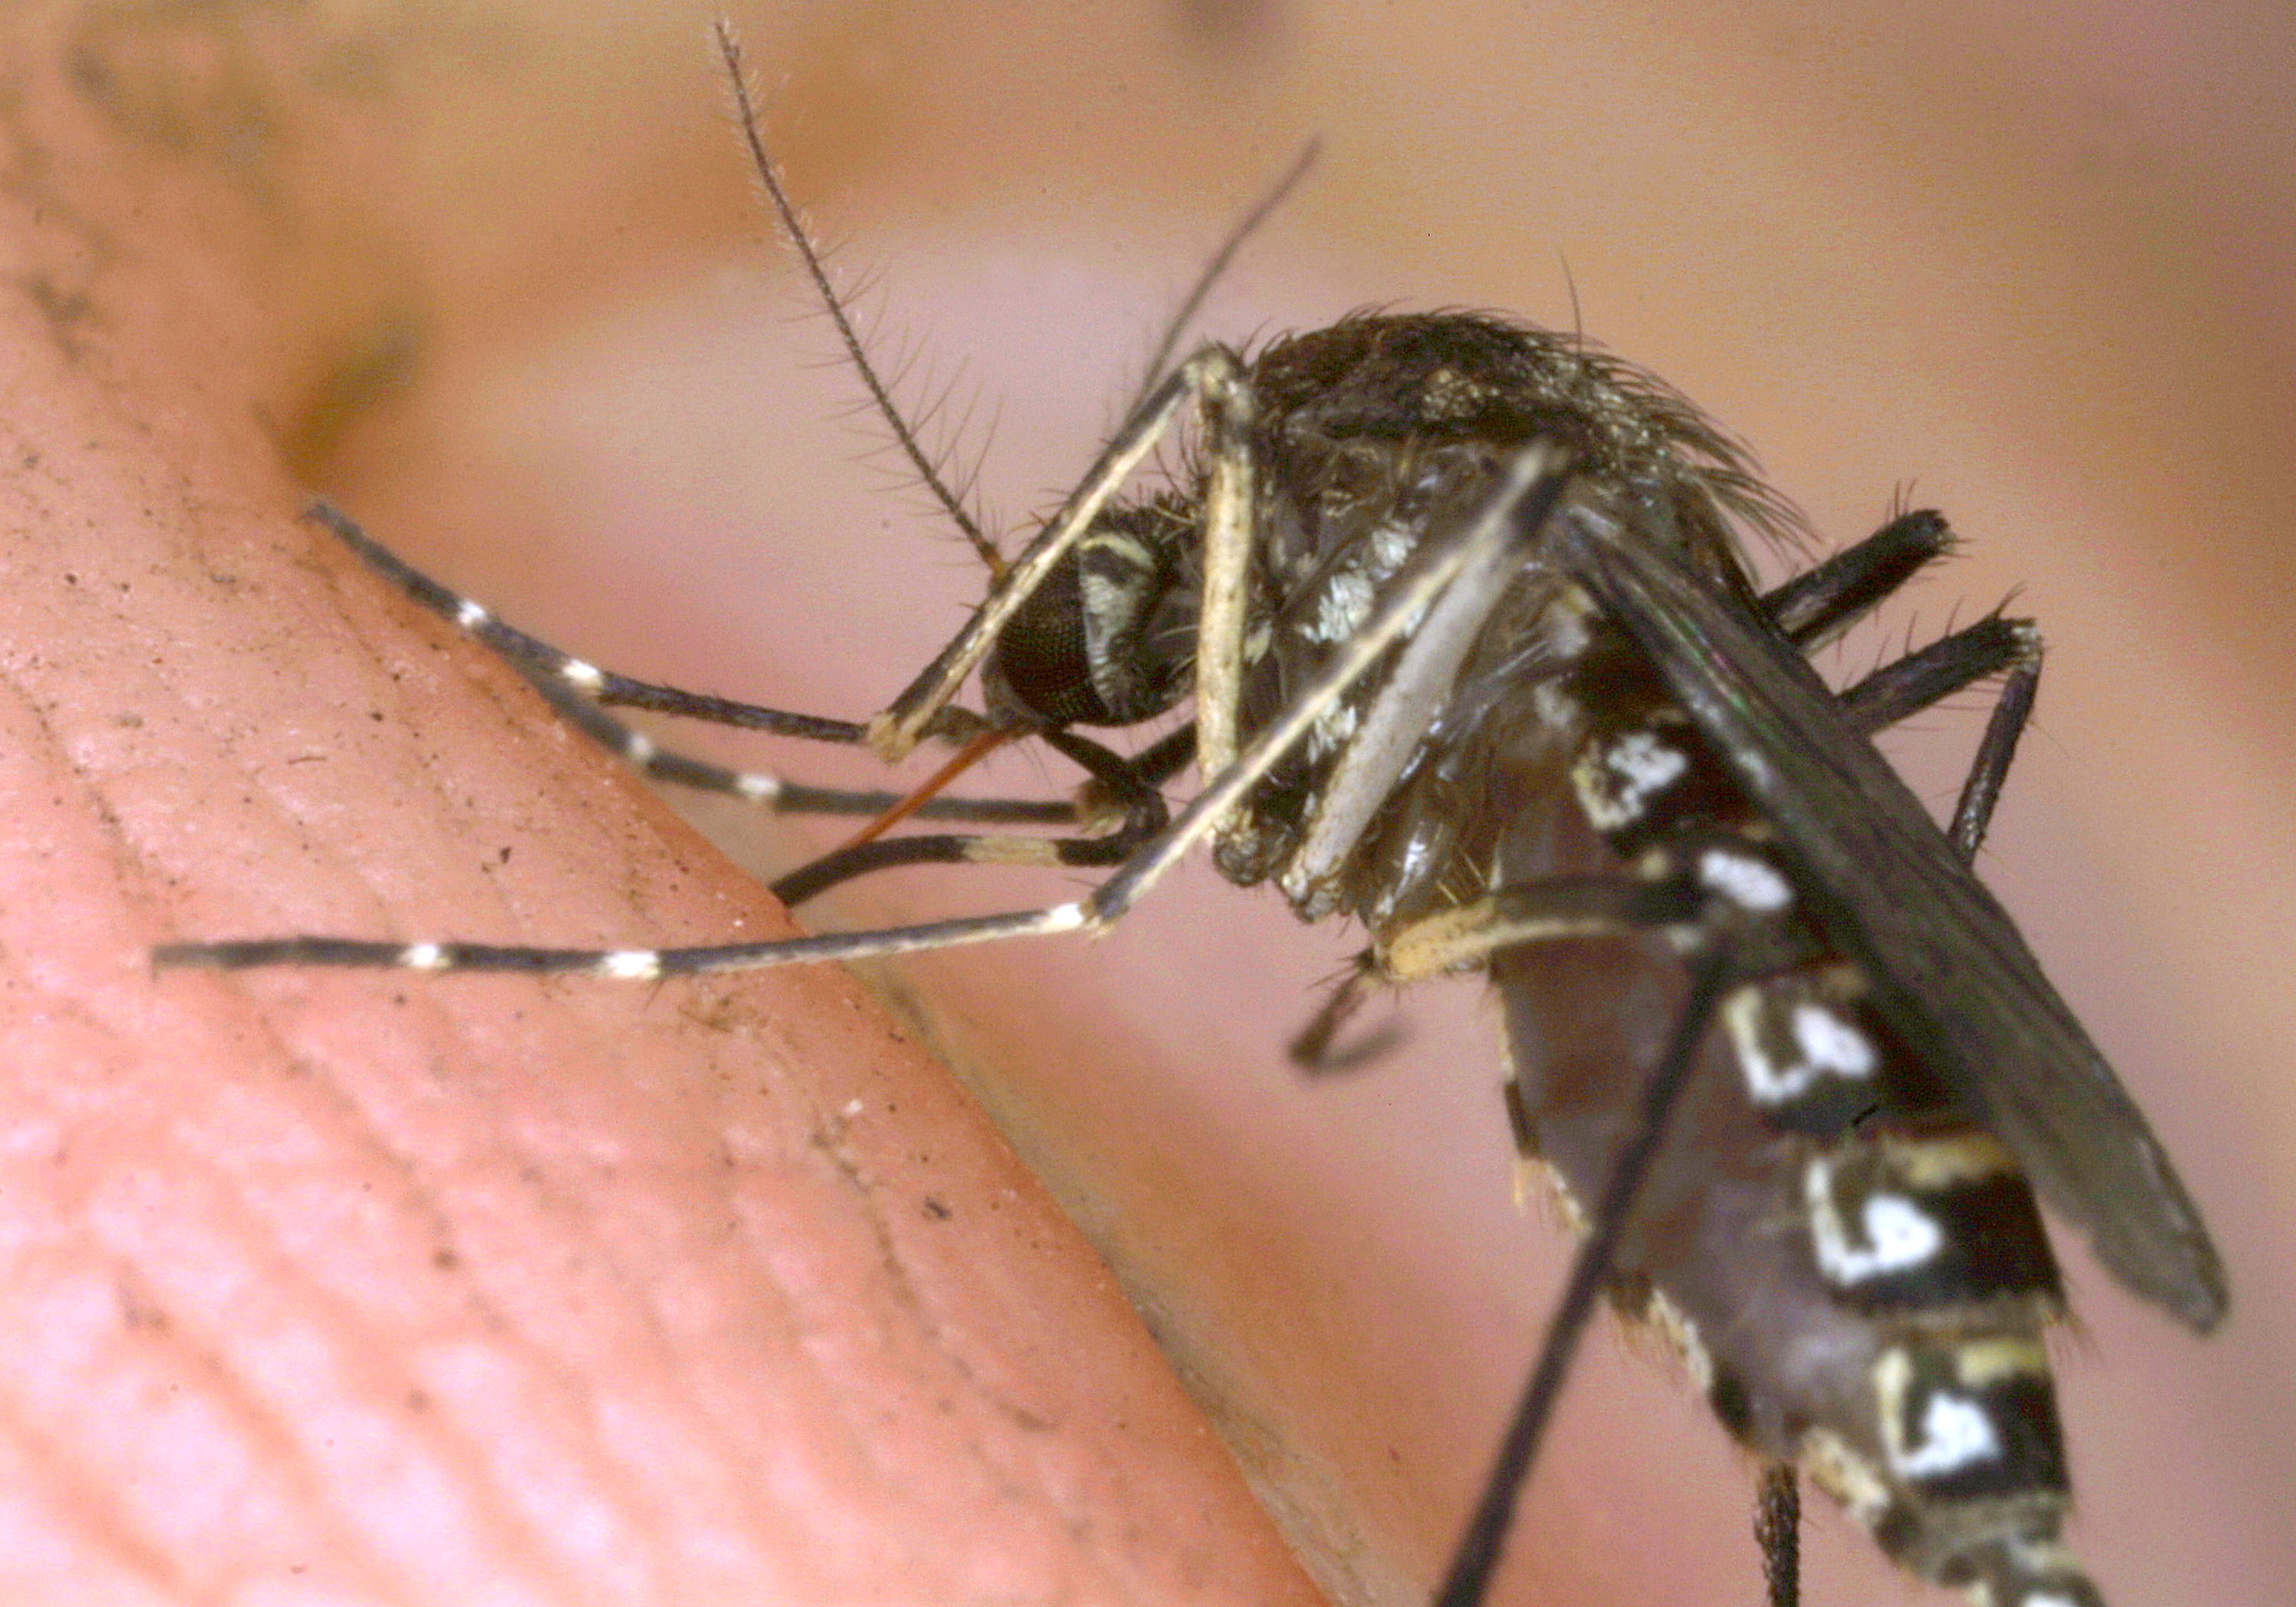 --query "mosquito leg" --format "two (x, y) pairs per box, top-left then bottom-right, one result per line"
(315, 500), (1064, 818)
(1290, 862), (1696, 1071)
(768, 731), (1168, 908)
(305, 501), (941, 745)
(1434, 950), (1733, 1607)
(1375, 876), (1701, 982)
(869, 347), (1247, 761)
(159, 446), (1571, 978)
(1944, 630), (2041, 860)
(1190, 338), (1257, 794)
(1761, 509), (1952, 650)
(1838, 614), (2033, 735)
(1287, 958), (1404, 1074)
(519, 661), (1076, 826)
(1831, 612), (2043, 857)
(1754, 1462), (1802, 1607)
